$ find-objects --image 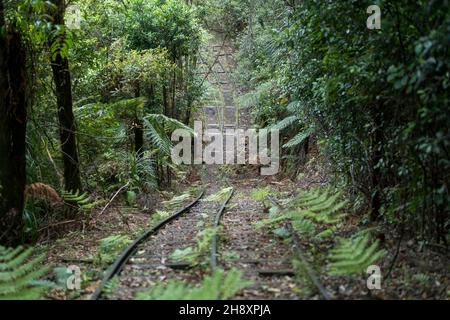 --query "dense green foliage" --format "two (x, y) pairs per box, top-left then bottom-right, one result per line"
(232, 0), (449, 242)
(0, 0), (448, 300)
(1, 0), (206, 241)
(22, 0), (203, 193)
